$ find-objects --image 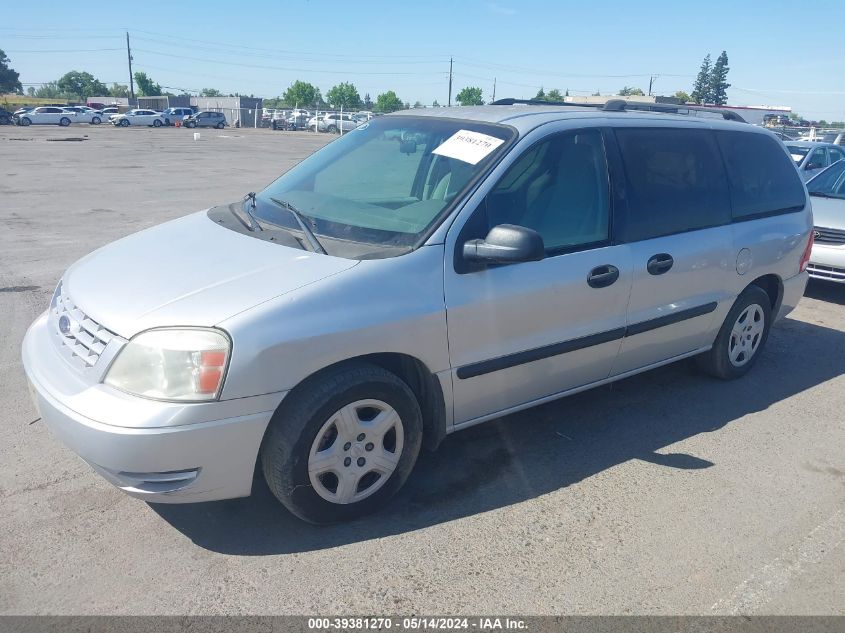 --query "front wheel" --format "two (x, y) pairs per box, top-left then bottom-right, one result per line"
(153, 119), (162, 127)
(215, 122), (224, 129)
(696, 285), (772, 380)
(20, 117), (31, 126)
(120, 119), (130, 127)
(261, 363), (423, 524)
(59, 117), (71, 127)
(186, 121), (196, 128)
(327, 124), (338, 133)
(91, 117), (101, 125)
